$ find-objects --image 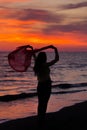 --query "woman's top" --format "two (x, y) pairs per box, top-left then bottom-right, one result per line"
(36, 63), (51, 83)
